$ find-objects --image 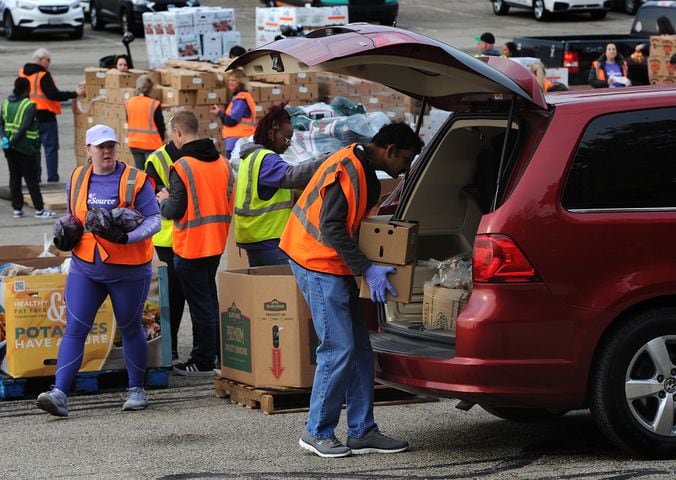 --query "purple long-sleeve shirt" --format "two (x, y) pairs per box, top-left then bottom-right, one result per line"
(66, 161), (161, 281)
(218, 97), (252, 152)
